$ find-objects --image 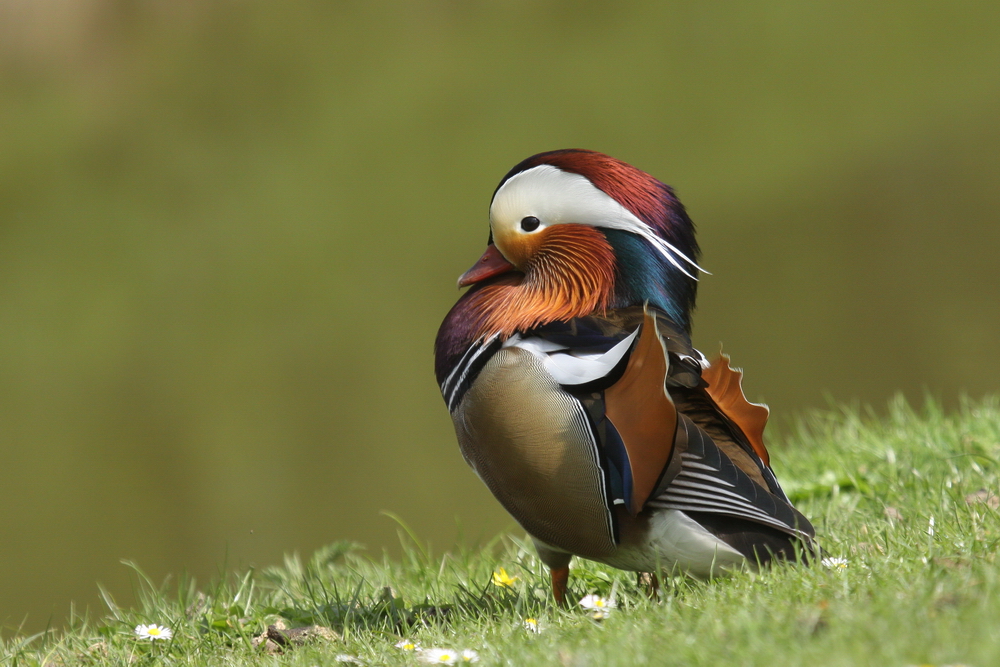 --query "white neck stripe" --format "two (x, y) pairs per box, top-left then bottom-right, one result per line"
(491, 165), (706, 278)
